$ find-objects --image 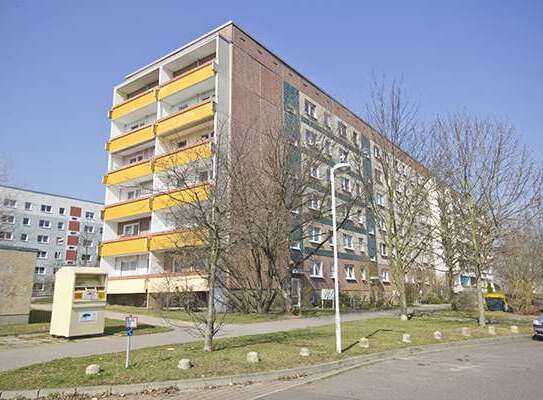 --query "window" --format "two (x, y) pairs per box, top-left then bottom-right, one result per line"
(376, 193), (385, 207)
(85, 211), (95, 220)
(33, 283), (45, 292)
(328, 230), (335, 247)
(337, 121), (347, 137)
(374, 145), (381, 159)
(345, 264), (356, 281)
(290, 241), (301, 250)
(2, 215), (15, 224)
(83, 225), (94, 233)
(339, 148), (349, 162)
(128, 153), (144, 164)
(305, 129), (317, 145)
(126, 189), (141, 200)
(37, 235), (49, 244)
(199, 171), (210, 183)
(310, 165), (320, 179)
(0, 231), (13, 240)
(352, 131), (359, 145)
(324, 139), (332, 155)
(59, 207), (66, 215)
(41, 204), (52, 213)
(201, 133), (209, 140)
(37, 251), (47, 259)
(359, 237), (365, 253)
(361, 268), (367, 281)
(123, 223), (139, 237)
(24, 202), (32, 211)
(380, 243), (388, 257)
(324, 112), (332, 129)
(374, 169), (383, 184)
(81, 254), (91, 262)
(309, 226), (321, 243)
(39, 219), (51, 229)
(35, 267), (46, 275)
(82, 239), (93, 247)
(304, 99), (316, 119)
(20, 233), (29, 241)
(343, 234), (354, 250)
(341, 177), (351, 193)
(57, 222), (64, 230)
(330, 263), (336, 278)
(310, 260), (323, 277)
(177, 140), (187, 149)
(381, 270), (390, 282)
(22, 217), (31, 226)
(54, 251), (62, 260)
(308, 193), (320, 210)
(3, 199), (16, 208)
(56, 237), (64, 245)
